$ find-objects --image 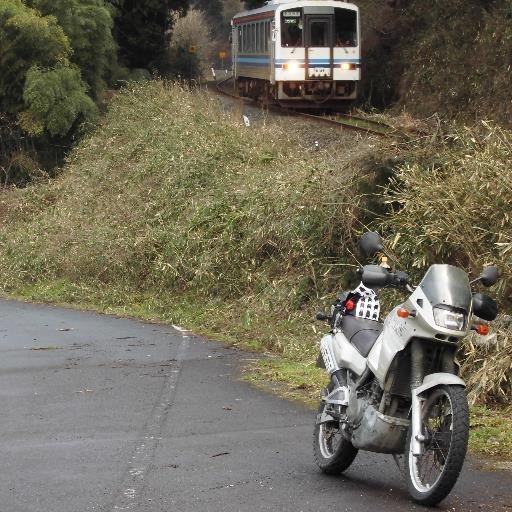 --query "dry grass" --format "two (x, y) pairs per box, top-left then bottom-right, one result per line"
(462, 317), (512, 405)
(381, 123), (512, 304)
(0, 80), (380, 362)
(379, 122), (512, 404)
